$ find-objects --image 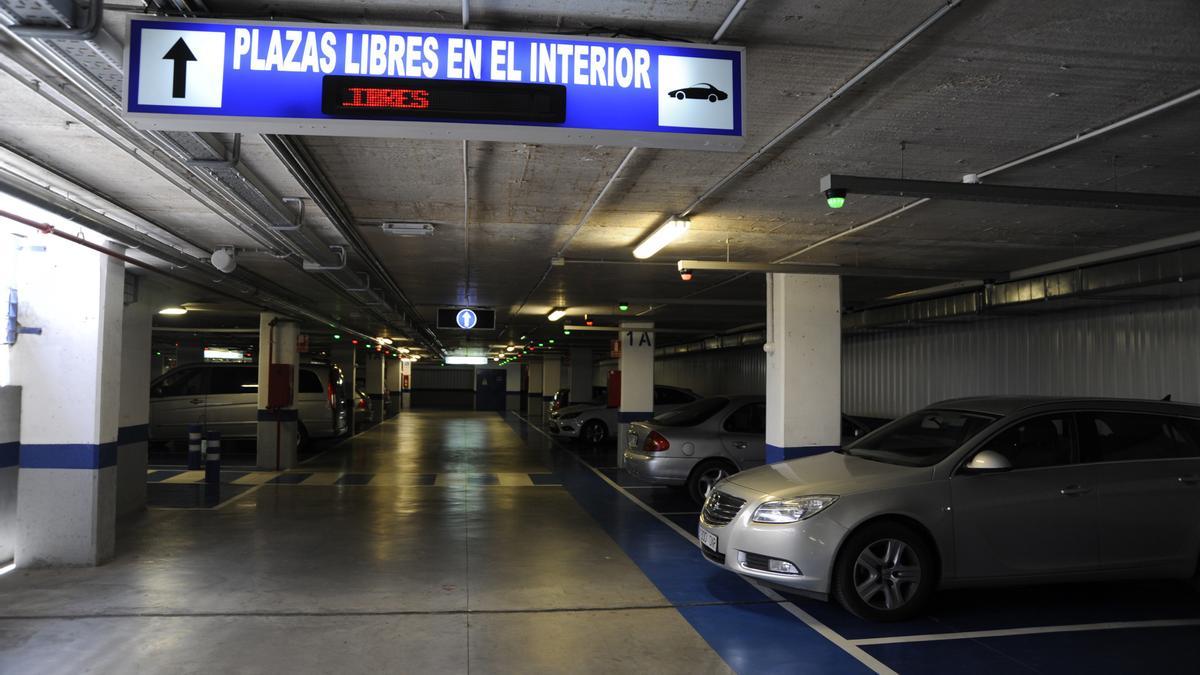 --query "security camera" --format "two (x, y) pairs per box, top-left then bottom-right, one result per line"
(210, 248), (237, 274)
(680, 268), (693, 281)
